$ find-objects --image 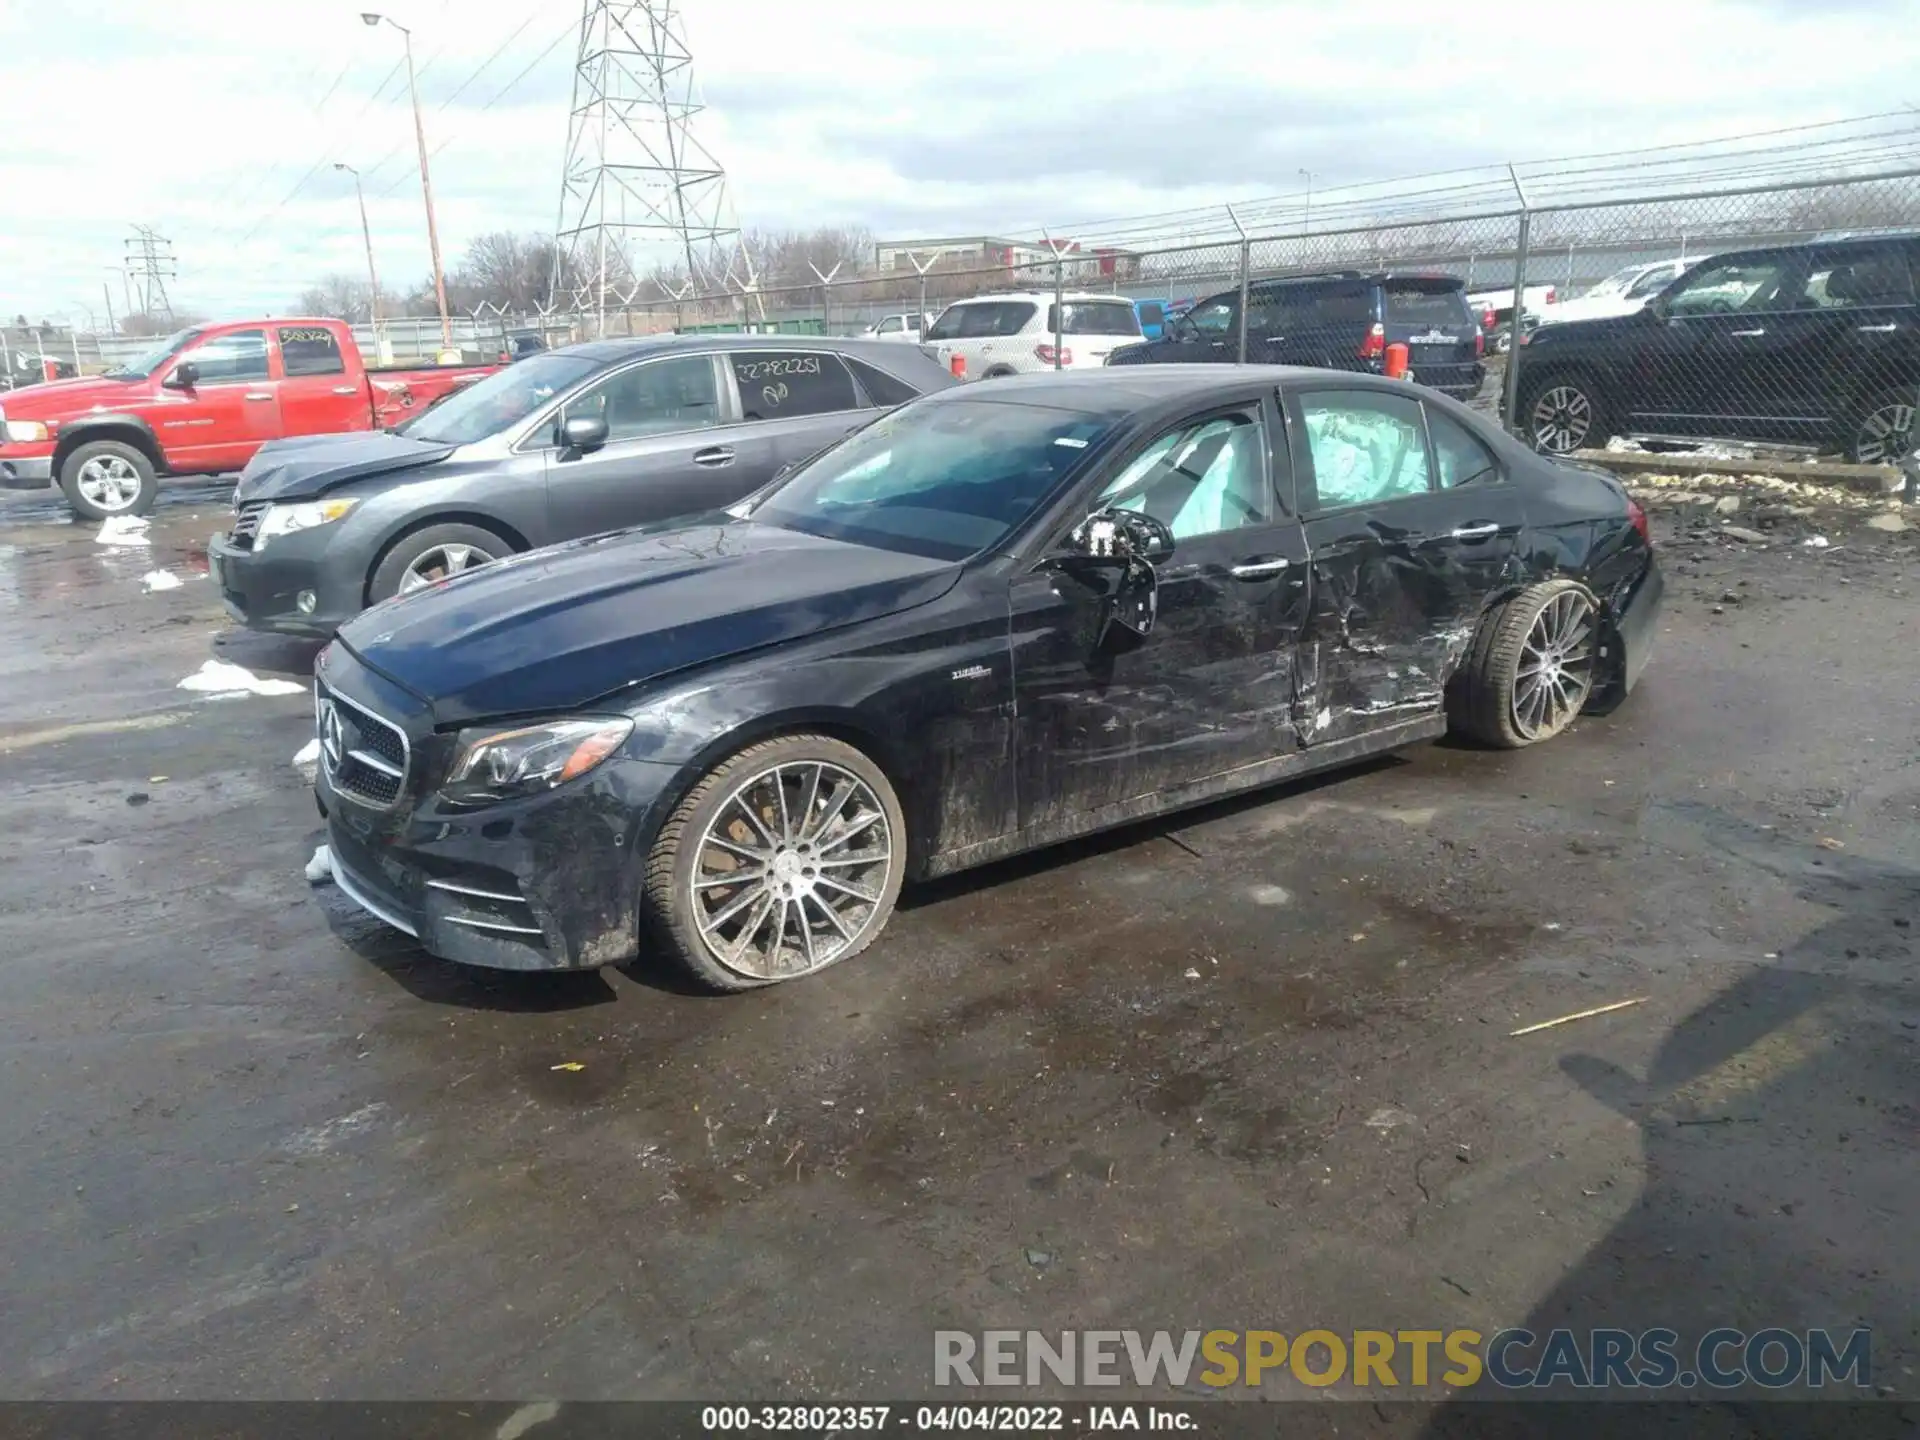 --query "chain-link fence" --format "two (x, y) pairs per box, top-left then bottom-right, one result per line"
(563, 166), (1920, 465)
(17, 166), (1919, 465)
